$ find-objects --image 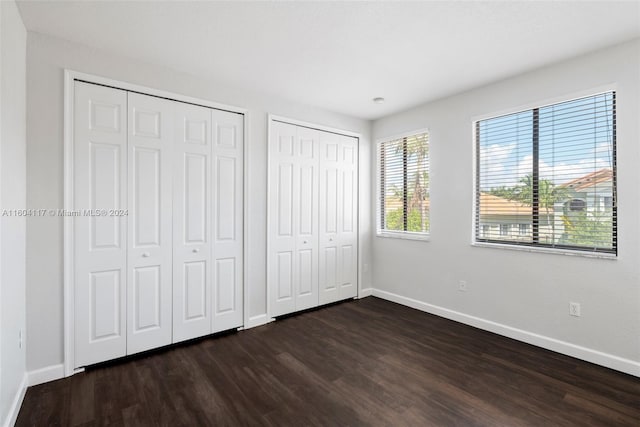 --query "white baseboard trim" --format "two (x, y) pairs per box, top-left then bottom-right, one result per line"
(2, 373), (27, 427)
(359, 288), (373, 298)
(245, 314), (274, 329)
(27, 364), (65, 386)
(372, 289), (640, 377)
